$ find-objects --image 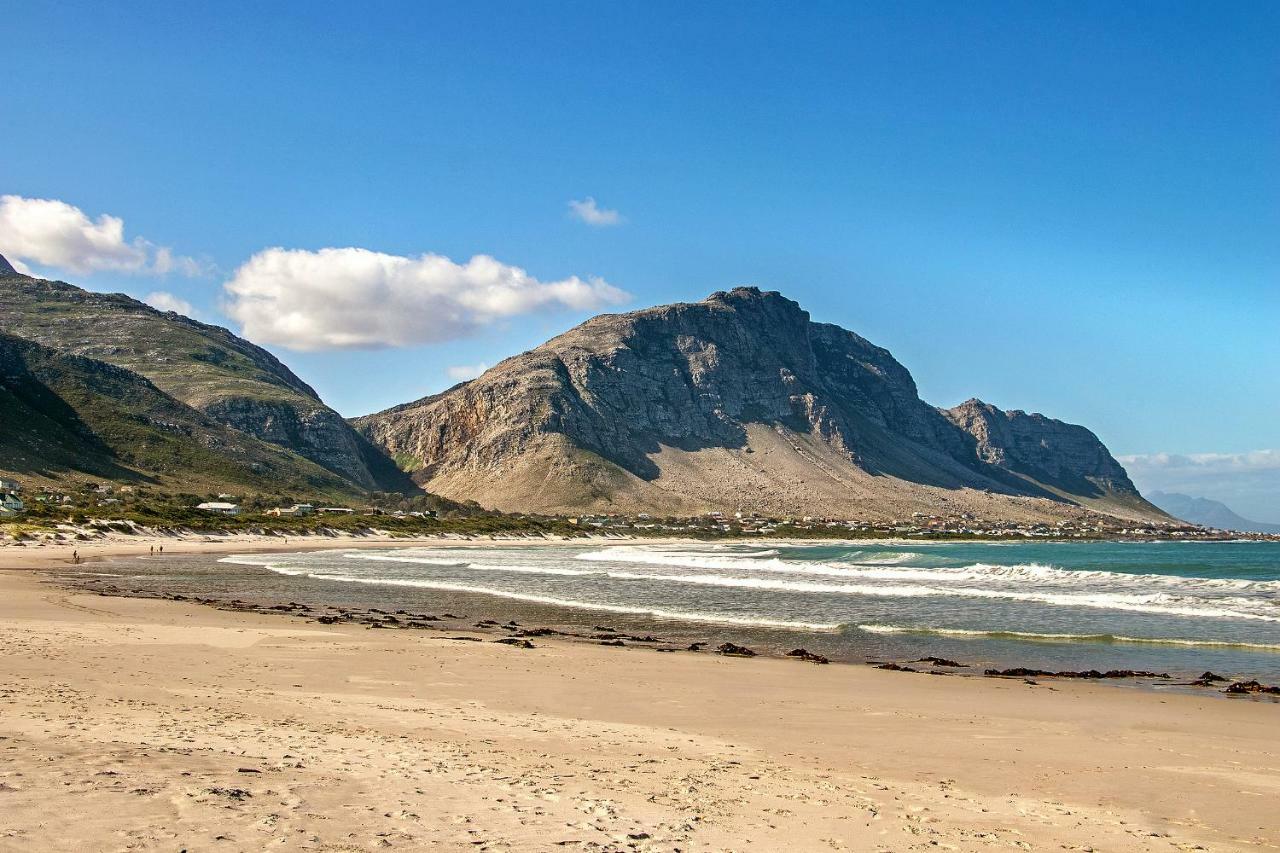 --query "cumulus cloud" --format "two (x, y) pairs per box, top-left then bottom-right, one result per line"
(568, 197), (623, 227)
(222, 246), (629, 351)
(446, 363), (490, 382)
(143, 291), (198, 318)
(0, 195), (206, 277)
(1120, 449), (1280, 523)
